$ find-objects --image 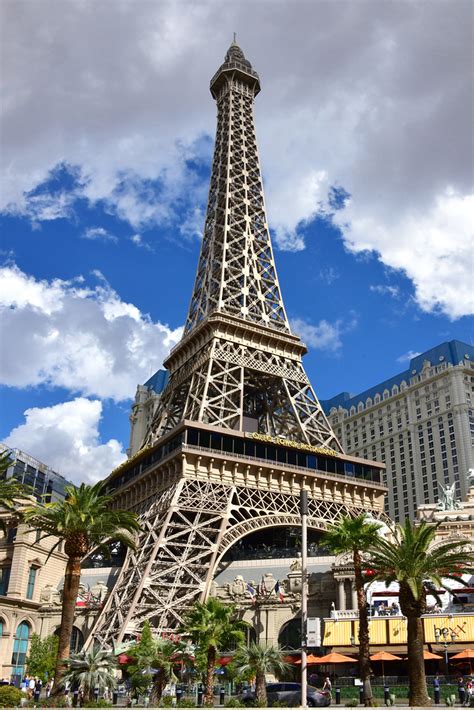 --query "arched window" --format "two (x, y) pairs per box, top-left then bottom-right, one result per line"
(71, 626), (84, 653)
(278, 618), (301, 650)
(11, 621), (30, 681)
(54, 625), (84, 653)
(0, 617), (4, 647)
